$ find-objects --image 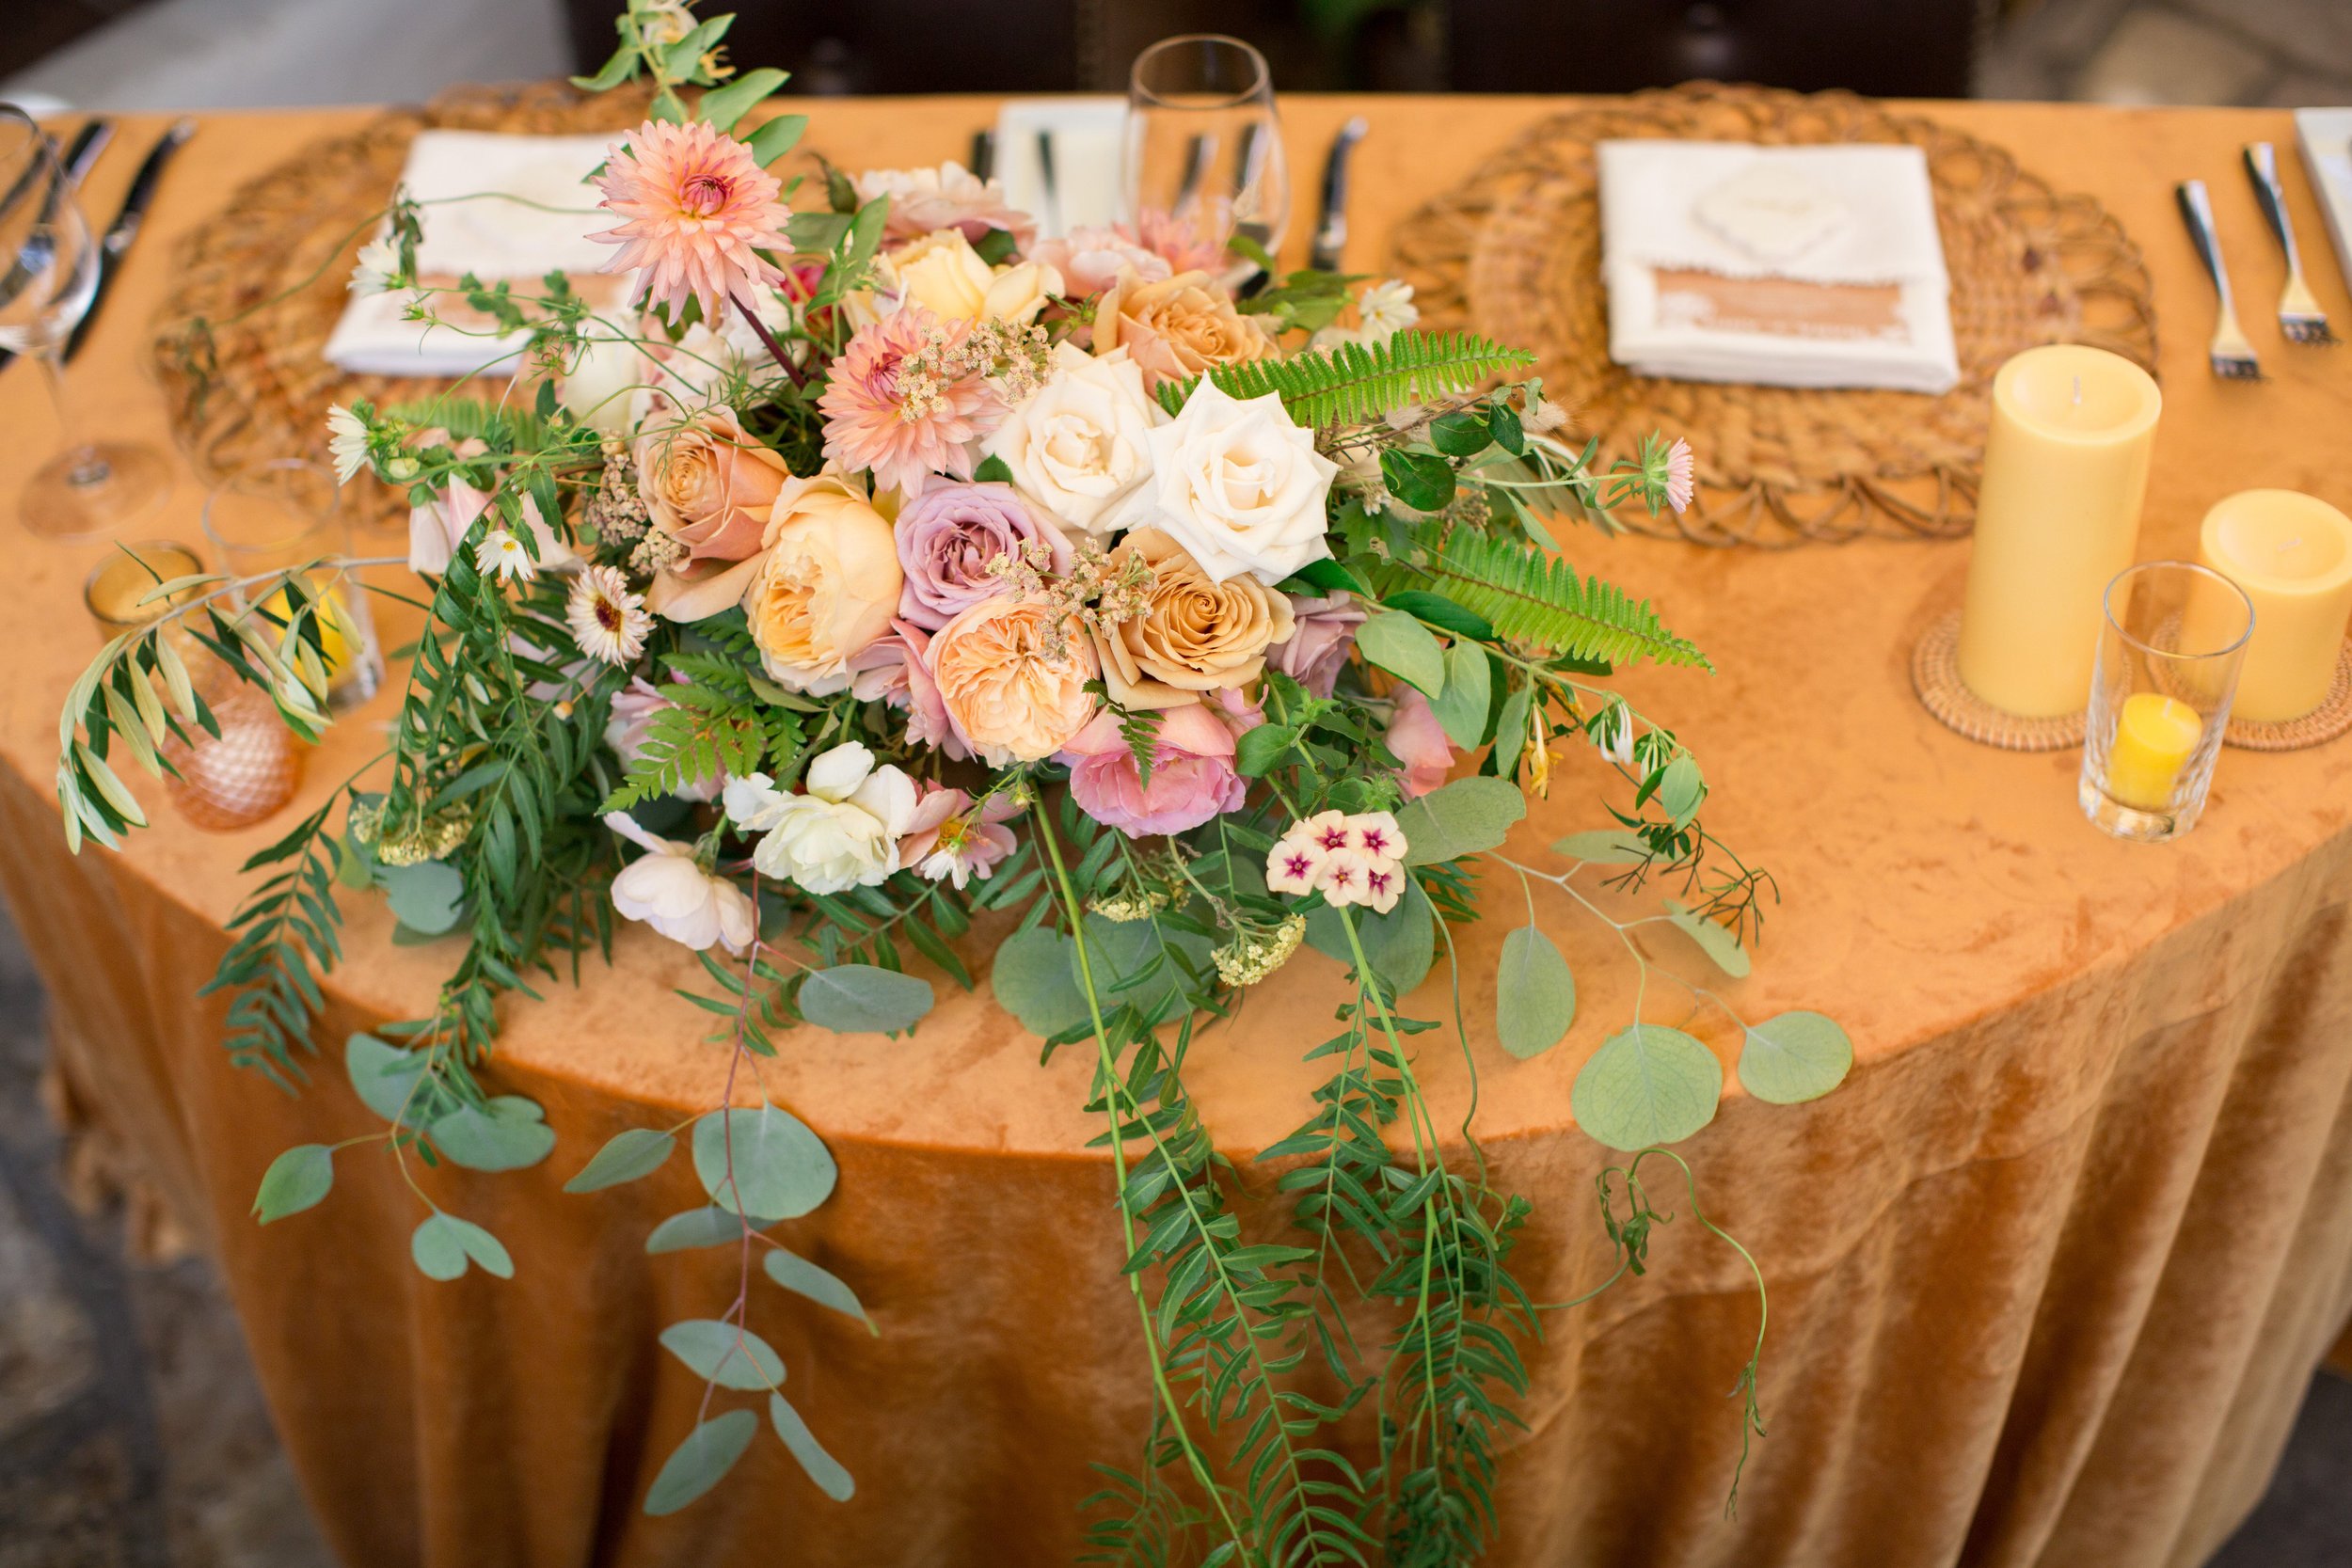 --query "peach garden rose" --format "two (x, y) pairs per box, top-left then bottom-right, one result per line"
(925, 595), (1100, 764)
(1091, 269), (1276, 390)
(741, 477), (905, 692)
(634, 408), (792, 577)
